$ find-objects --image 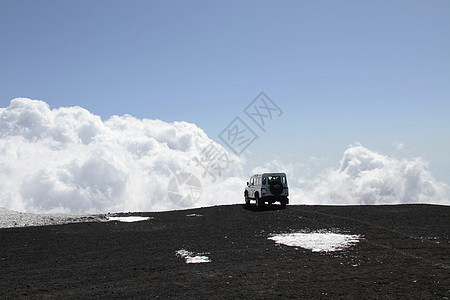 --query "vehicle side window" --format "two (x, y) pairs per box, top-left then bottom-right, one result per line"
(250, 177), (254, 185)
(262, 177), (266, 185)
(282, 176), (286, 184)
